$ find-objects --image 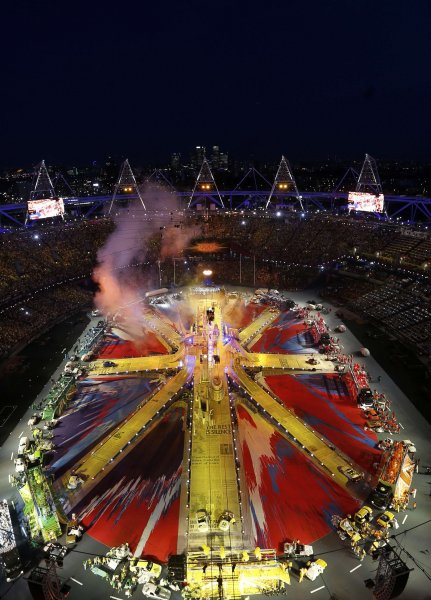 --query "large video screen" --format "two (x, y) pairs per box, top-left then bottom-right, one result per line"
(27, 198), (65, 220)
(348, 192), (384, 213)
